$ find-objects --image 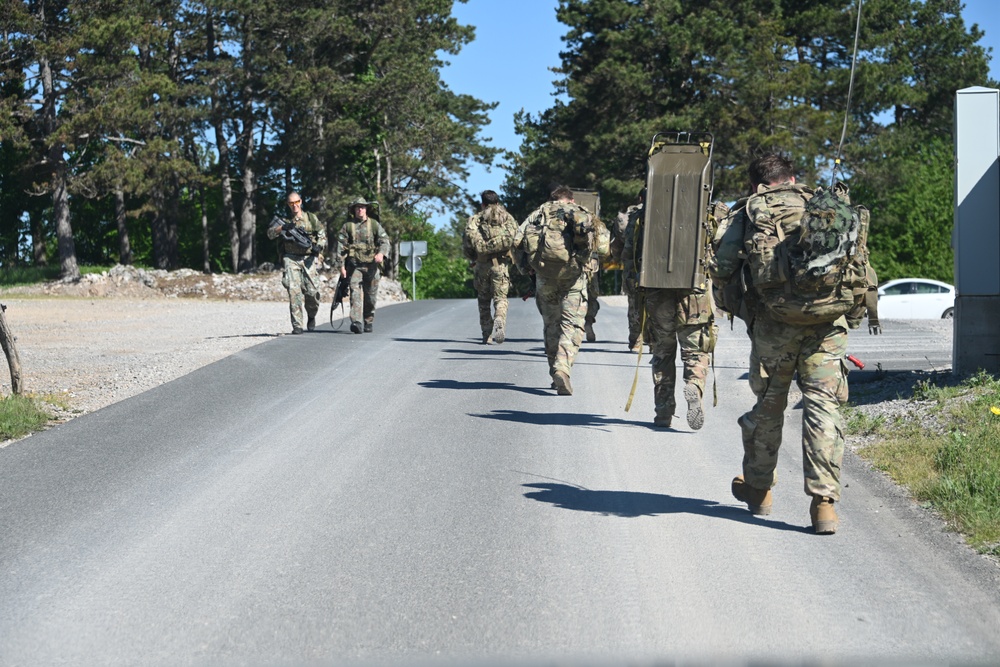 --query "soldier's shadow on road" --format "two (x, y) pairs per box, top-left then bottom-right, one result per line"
(420, 380), (551, 396)
(472, 409), (649, 430)
(393, 337), (540, 345)
(206, 333), (280, 340)
(522, 482), (808, 532)
(441, 348), (545, 359)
